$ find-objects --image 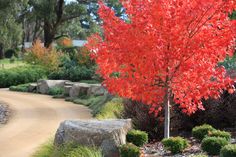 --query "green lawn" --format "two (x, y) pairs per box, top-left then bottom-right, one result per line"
(0, 59), (27, 69)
